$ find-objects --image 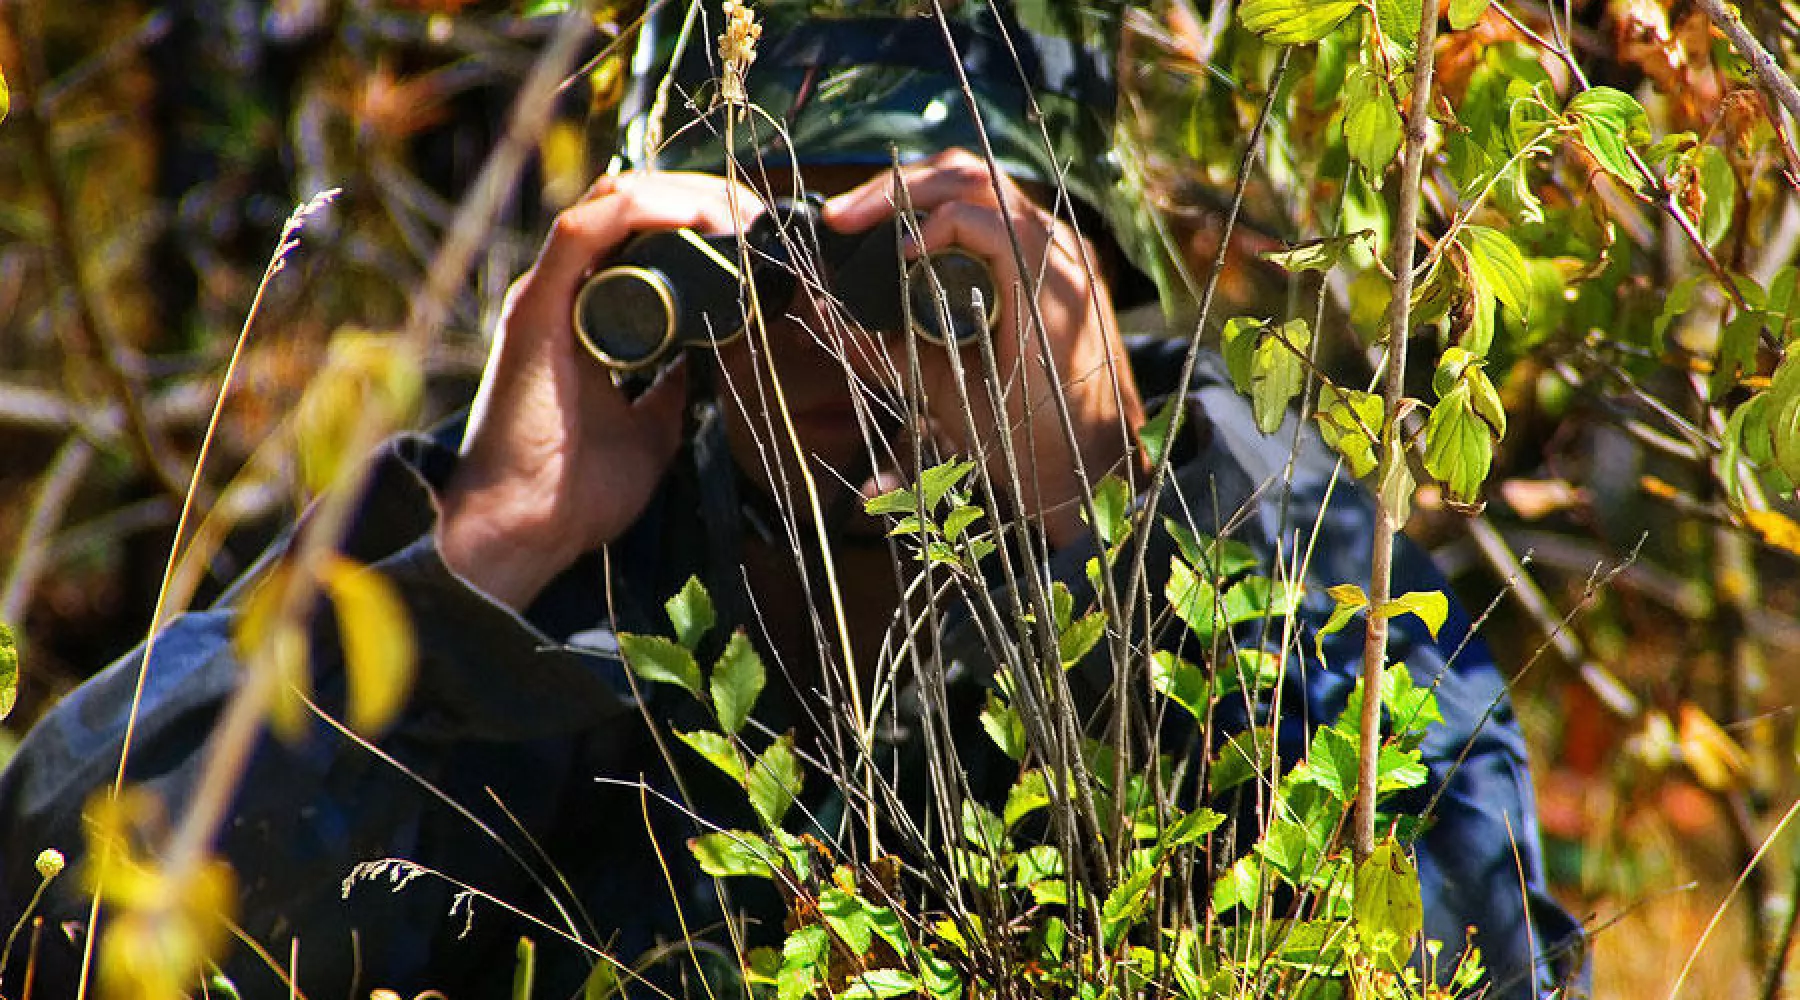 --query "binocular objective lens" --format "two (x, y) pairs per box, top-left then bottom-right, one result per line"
(573, 268), (679, 370)
(907, 251), (997, 346)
